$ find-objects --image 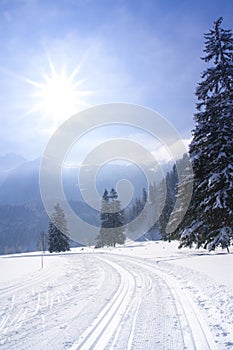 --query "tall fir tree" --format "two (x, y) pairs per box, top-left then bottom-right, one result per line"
(178, 18), (233, 250)
(148, 181), (160, 234)
(125, 187), (149, 232)
(95, 189), (111, 248)
(48, 203), (70, 253)
(166, 154), (194, 244)
(158, 164), (178, 239)
(95, 189), (126, 247)
(142, 187), (148, 205)
(149, 182), (157, 204)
